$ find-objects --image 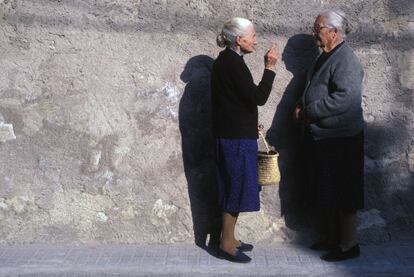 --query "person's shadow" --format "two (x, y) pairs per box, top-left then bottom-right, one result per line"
(267, 34), (319, 236)
(179, 55), (221, 251)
